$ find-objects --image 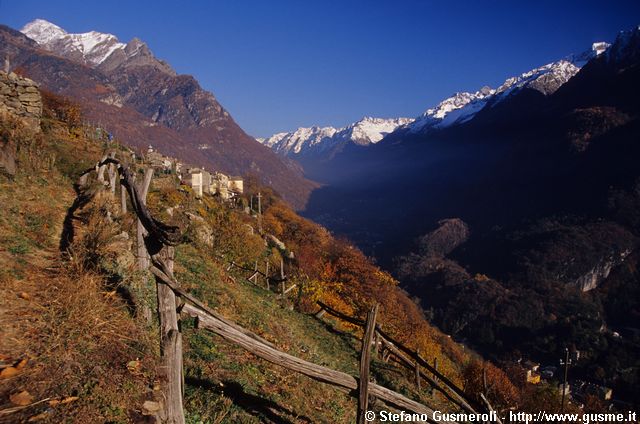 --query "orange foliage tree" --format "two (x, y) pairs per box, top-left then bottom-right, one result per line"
(462, 358), (521, 410)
